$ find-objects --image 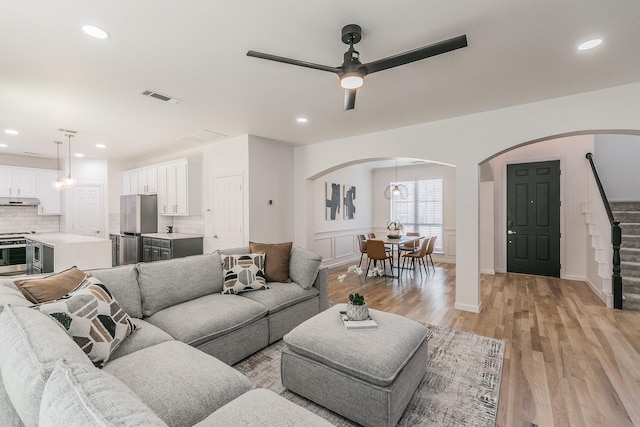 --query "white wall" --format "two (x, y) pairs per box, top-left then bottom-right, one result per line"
(594, 134), (640, 201)
(248, 136), (294, 243)
(488, 134), (594, 280)
(294, 82), (640, 313)
(312, 164), (373, 267)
